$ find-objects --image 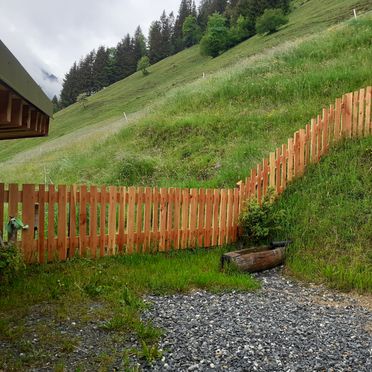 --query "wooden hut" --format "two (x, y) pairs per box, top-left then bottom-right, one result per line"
(0, 40), (52, 140)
